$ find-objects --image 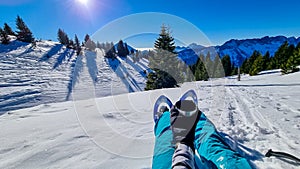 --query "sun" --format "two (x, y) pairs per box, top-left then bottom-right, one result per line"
(77, 0), (88, 5)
